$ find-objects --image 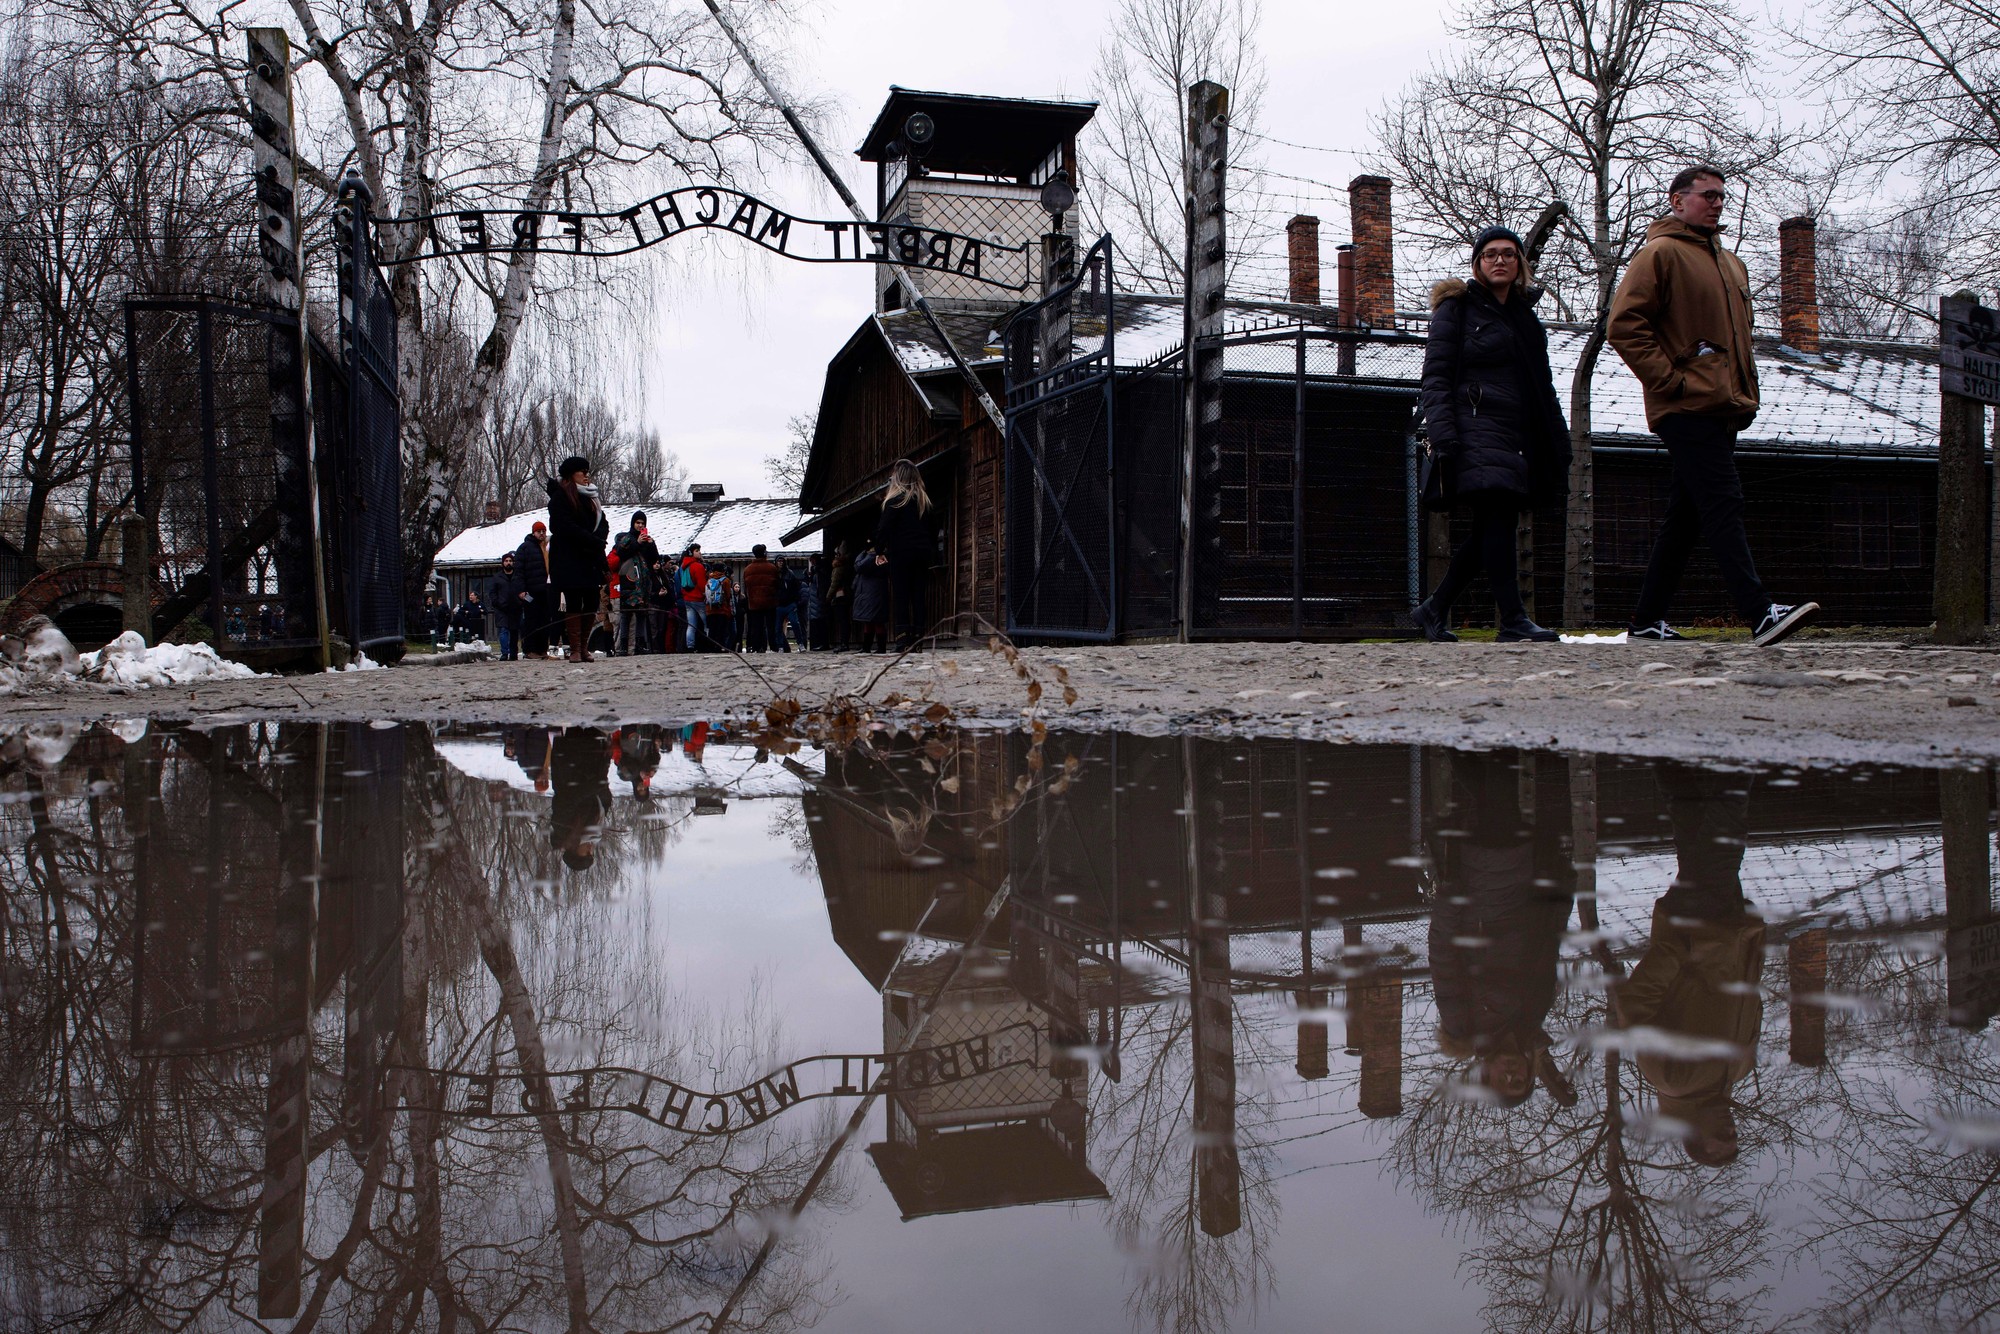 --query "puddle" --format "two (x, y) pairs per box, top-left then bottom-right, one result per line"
(2, 720), (1996, 1331)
